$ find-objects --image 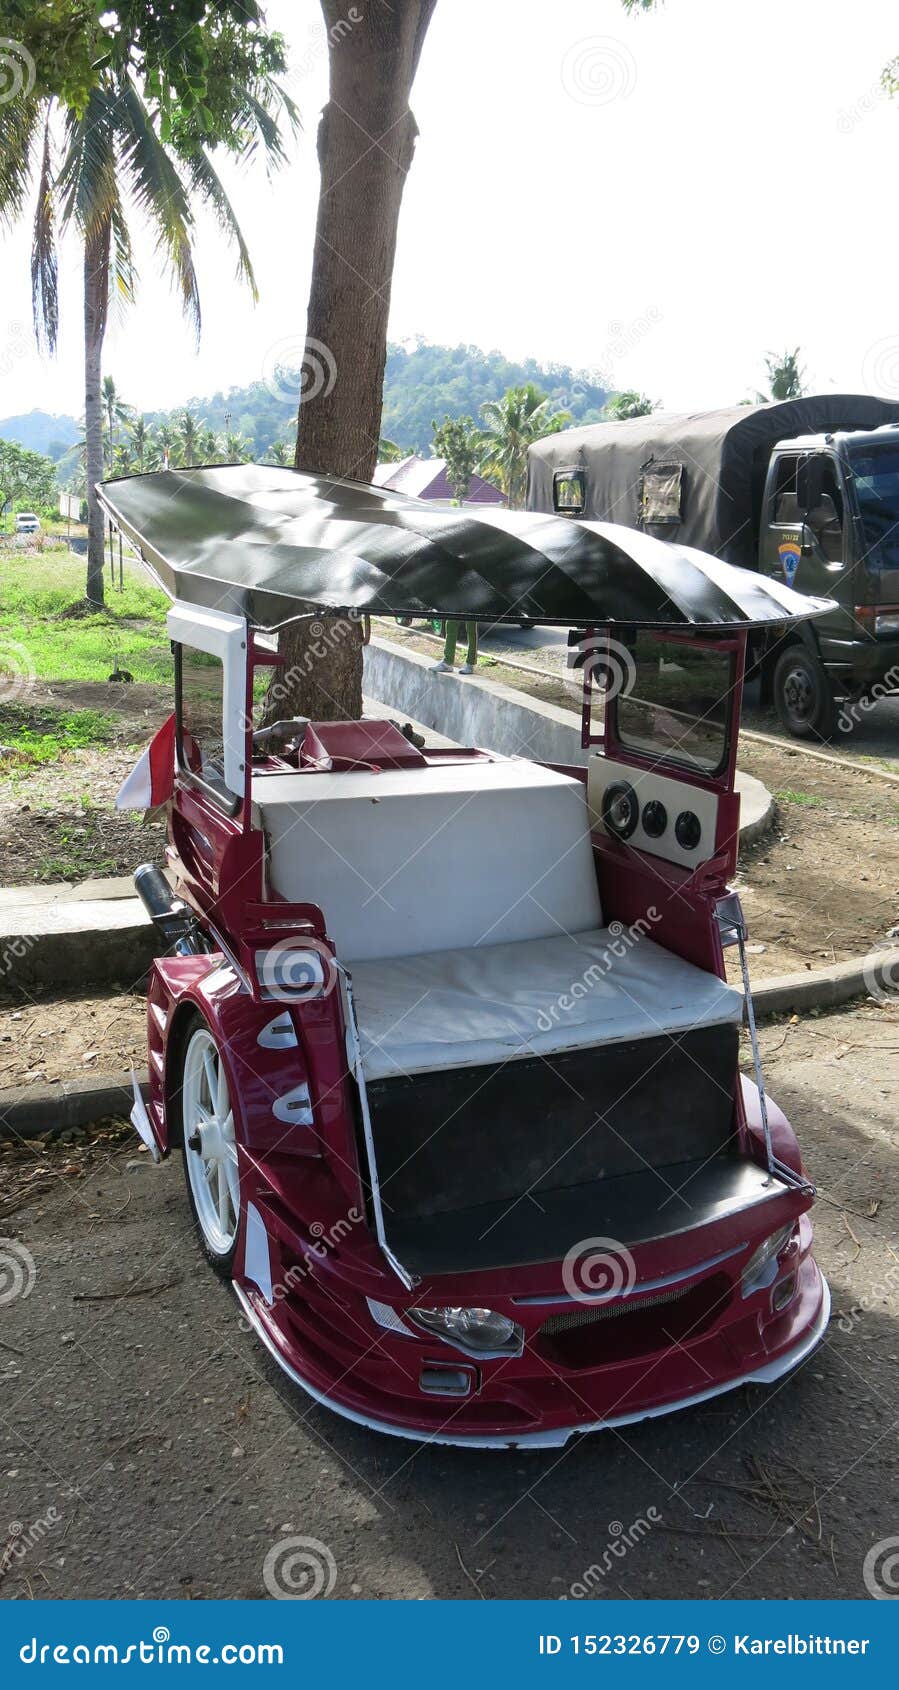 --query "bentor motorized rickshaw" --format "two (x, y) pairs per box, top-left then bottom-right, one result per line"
(99, 464), (832, 1448)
